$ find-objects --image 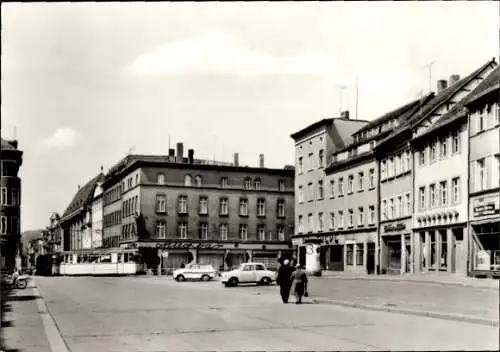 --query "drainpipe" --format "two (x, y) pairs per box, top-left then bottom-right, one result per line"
(376, 151), (382, 276)
(466, 111), (471, 277)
